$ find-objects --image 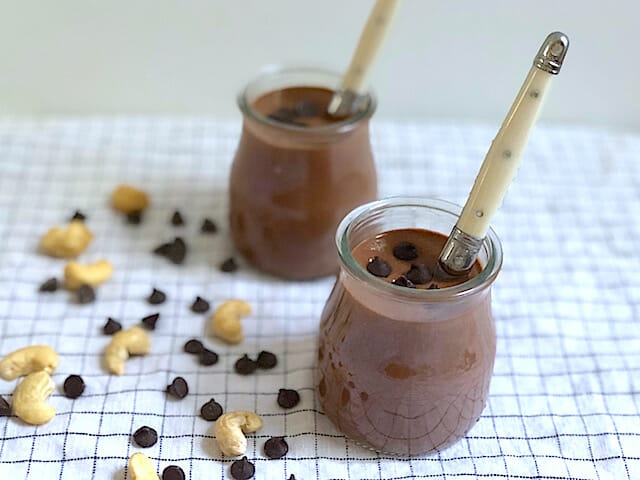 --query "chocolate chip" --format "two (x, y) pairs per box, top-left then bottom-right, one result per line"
(70, 210), (86, 221)
(295, 99), (318, 118)
(428, 283), (440, 290)
(39, 277), (58, 293)
(220, 257), (238, 273)
(171, 210), (184, 226)
(200, 398), (223, 421)
(142, 313), (160, 330)
(0, 396), (11, 416)
(167, 377), (189, 399)
(277, 388), (300, 409)
(126, 211), (143, 224)
(199, 349), (219, 366)
(393, 241), (419, 260)
(63, 375), (85, 399)
(153, 237), (187, 264)
(288, 476), (296, 480)
(133, 426), (158, 448)
(162, 465), (185, 480)
(201, 218), (218, 233)
(234, 354), (257, 375)
(153, 242), (173, 256)
(406, 263), (432, 285)
(147, 288), (166, 305)
(366, 257), (391, 277)
(76, 284), (95, 304)
(264, 436), (288, 459)
(184, 339), (204, 354)
(256, 351), (277, 369)
(392, 275), (415, 288)
(190, 296), (210, 313)
(230, 457), (255, 480)
(103, 317), (122, 335)
(268, 107), (296, 123)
